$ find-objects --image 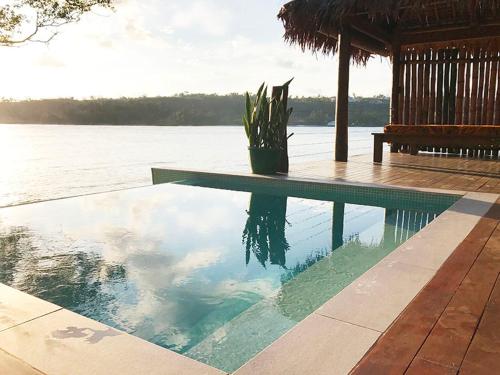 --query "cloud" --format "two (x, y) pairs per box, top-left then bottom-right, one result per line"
(0, 0), (392, 99)
(35, 55), (66, 68)
(125, 19), (152, 41)
(169, 0), (232, 36)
